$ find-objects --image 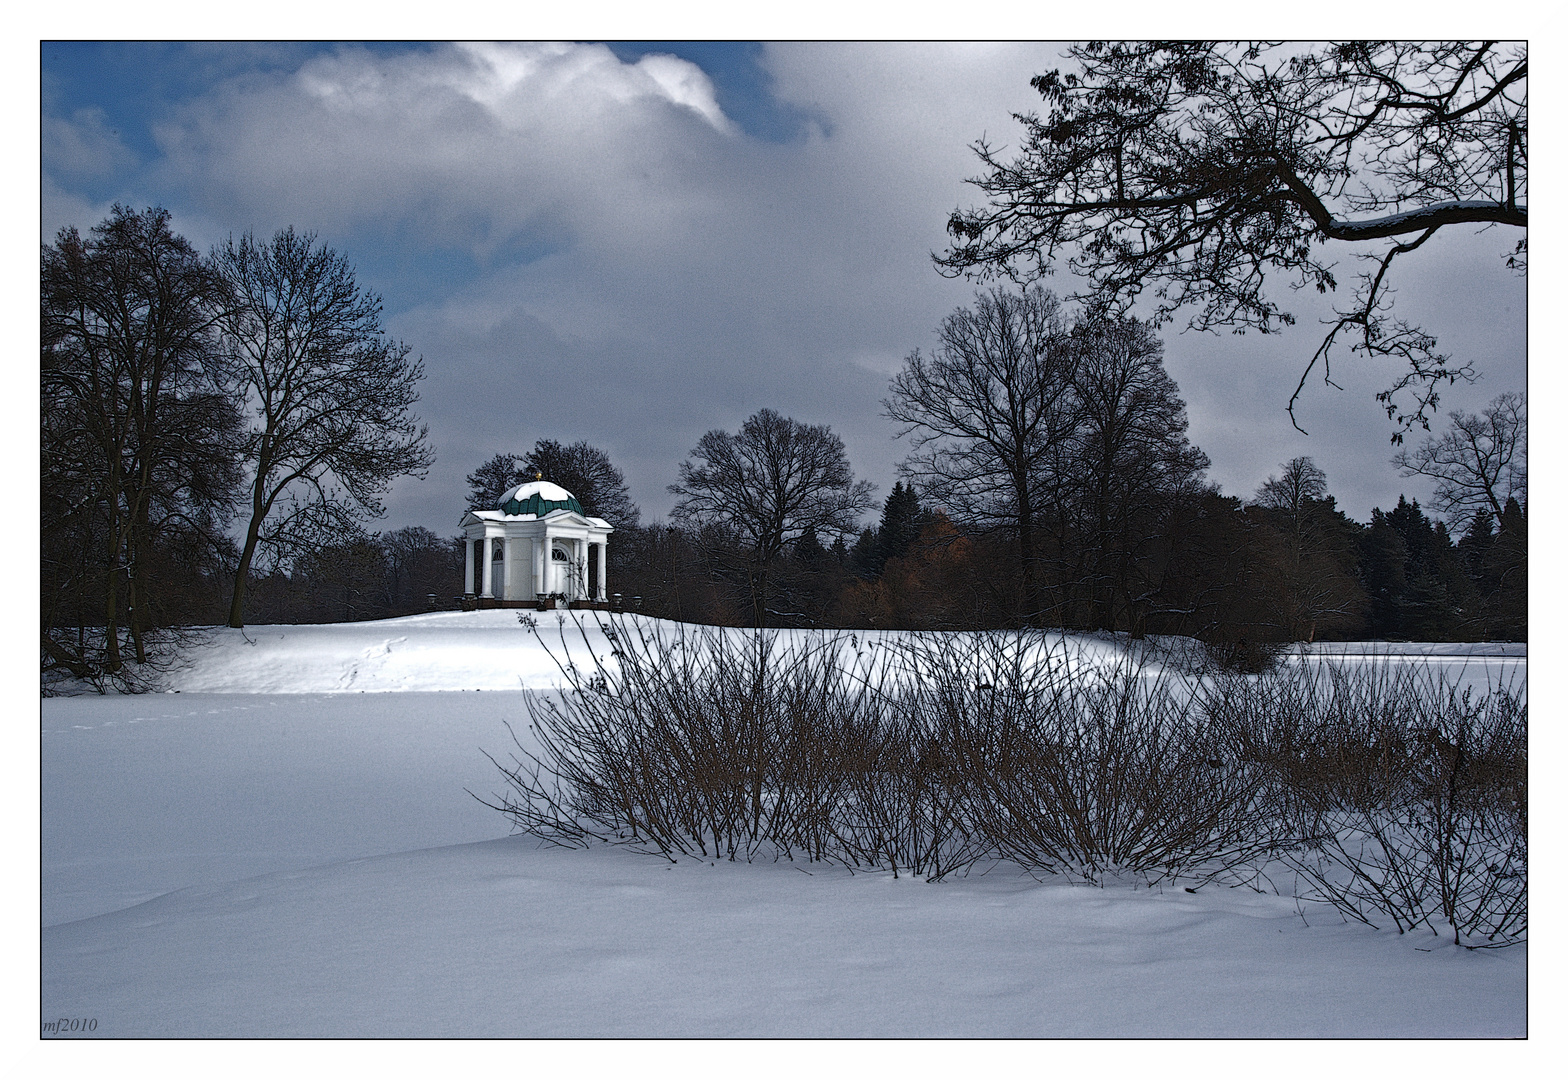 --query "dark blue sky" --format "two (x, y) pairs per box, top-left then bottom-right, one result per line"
(43, 41), (810, 160)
